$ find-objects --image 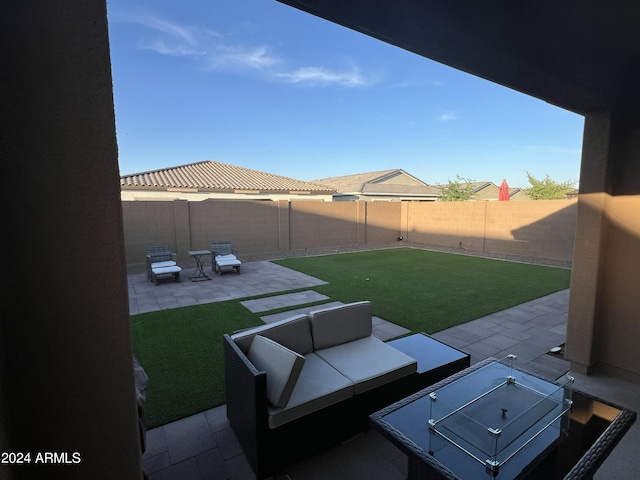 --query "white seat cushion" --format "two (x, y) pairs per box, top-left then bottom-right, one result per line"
(151, 260), (176, 269)
(267, 353), (354, 429)
(315, 336), (417, 395)
(216, 253), (239, 262)
(152, 265), (181, 274)
(217, 258), (241, 266)
(248, 335), (305, 408)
